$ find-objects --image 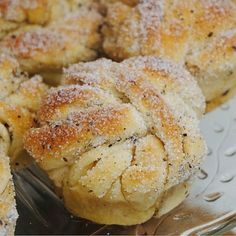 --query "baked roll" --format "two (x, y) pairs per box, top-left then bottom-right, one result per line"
(0, 5), (103, 85)
(0, 153), (18, 236)
(25, 56), (206, 225)
(0, 54), (48, 163)
(102, 0), (236, 104)
(0, 53), (47, 234)
(0, 0), (70, 39)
